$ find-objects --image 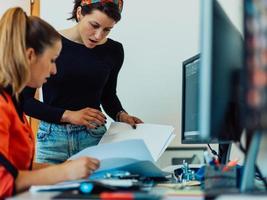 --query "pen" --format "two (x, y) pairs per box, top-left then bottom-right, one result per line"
(100, 192), (160, 200)
(222, 159), (238, 172)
